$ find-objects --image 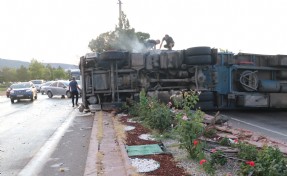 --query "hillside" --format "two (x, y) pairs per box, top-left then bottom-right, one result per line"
(0, 58), (78, 70)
